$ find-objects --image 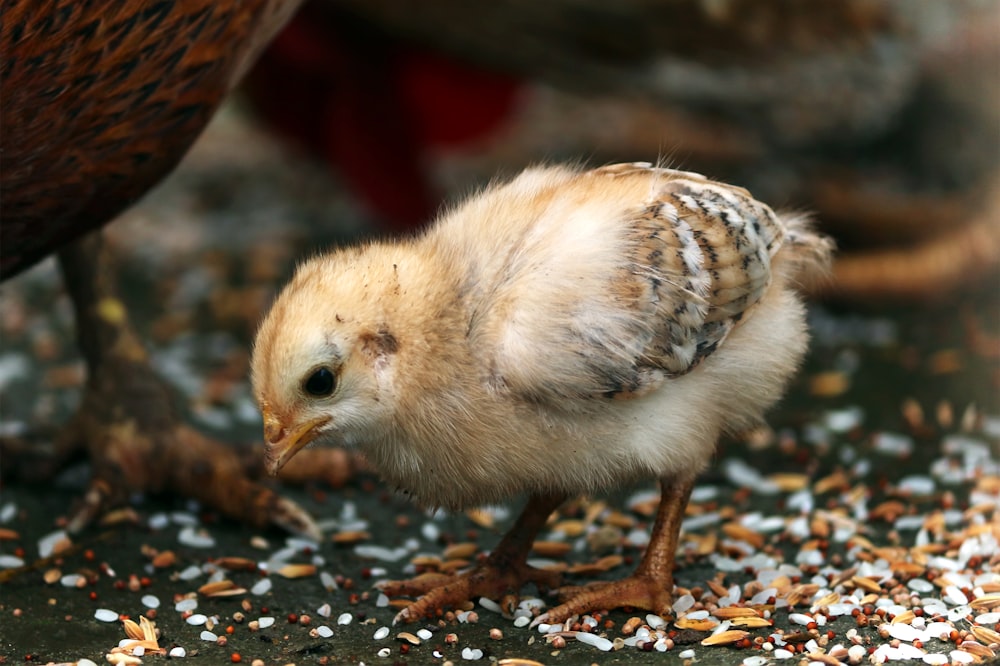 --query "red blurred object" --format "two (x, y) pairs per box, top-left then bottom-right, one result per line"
(244, 4), (523, 230)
